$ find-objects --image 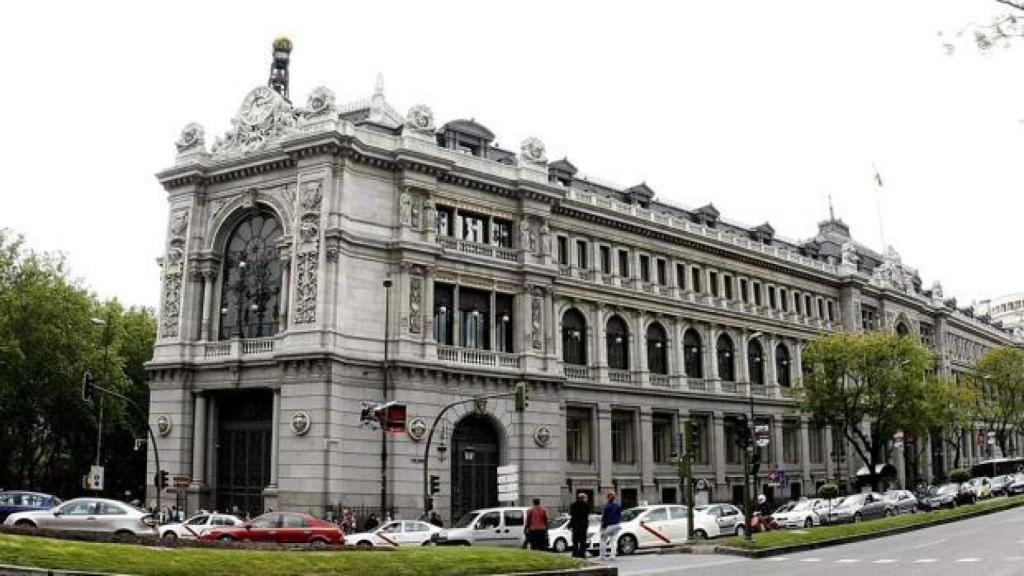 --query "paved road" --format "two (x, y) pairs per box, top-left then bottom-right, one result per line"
(609, 504), (1024, 575)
